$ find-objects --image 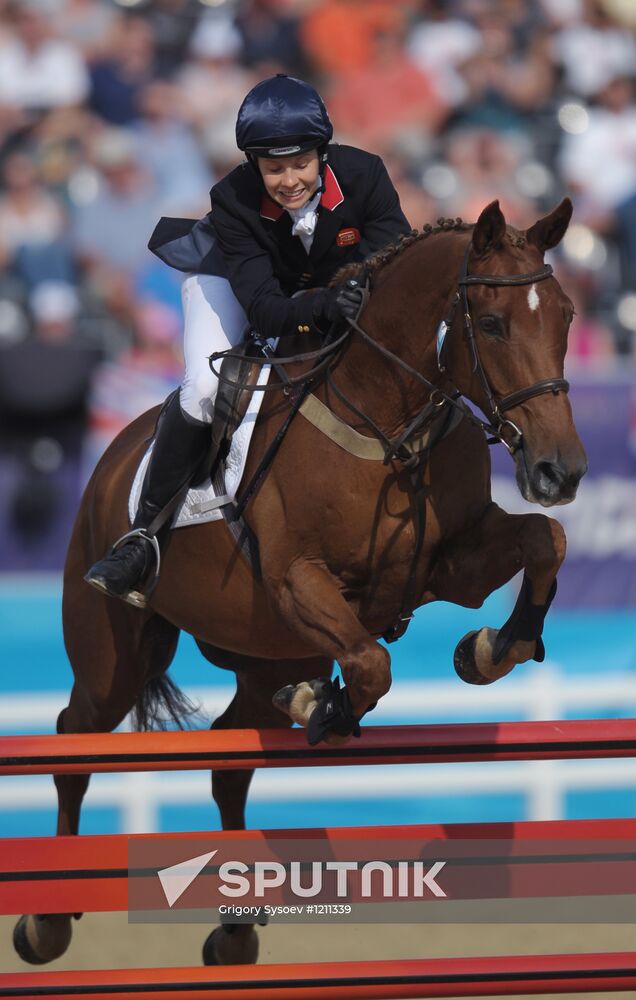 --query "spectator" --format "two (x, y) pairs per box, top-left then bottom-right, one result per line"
(176, 15), (252, 175)
(454, 4), (555, 133)
(406, 1), (482, 110)
(300, 0), (403, 79)
(558, 74), (636, 231)
(324, 22), (448, 152)
(83, 300), (181, 479)
(0, 280), (101, 554)
(138, 0), (203, 79)
(440, 125), (537, 223)
(0, 149), (74, 290)
(133, 81), (213, 215)
(55, 0), (119, 64)
(70, 127), (161, 323)
(235, 0), (307, 76)
(0, 1), (89, 139)
(549, 0), (636, 99)
(88, 14), (157, 125)
(555, 264), (618, 368)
